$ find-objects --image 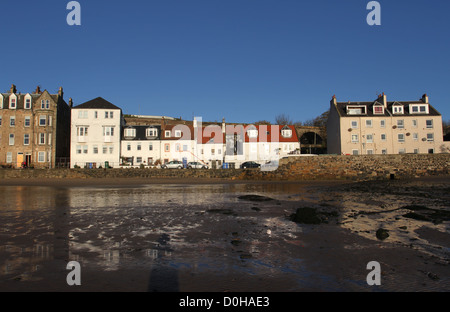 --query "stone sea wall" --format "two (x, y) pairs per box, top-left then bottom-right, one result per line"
(0, 154), (449, 181)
